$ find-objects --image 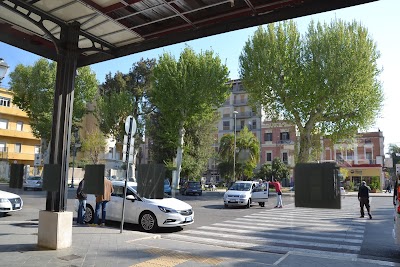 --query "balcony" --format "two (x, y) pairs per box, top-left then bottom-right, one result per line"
(0, 105), (28, 118)
(236, 111), (257, 118)
(7, 152), (35, 161)
(277, 140), (294, 145)
(233, 100), (248, 106)
(0, 129), (39, 140)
